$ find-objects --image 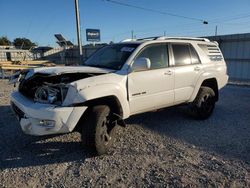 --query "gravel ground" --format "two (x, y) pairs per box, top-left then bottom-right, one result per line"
(0, 79), (250, 187)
